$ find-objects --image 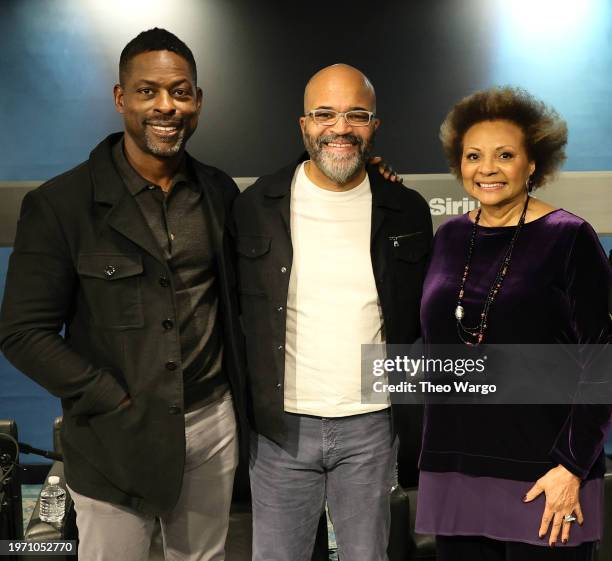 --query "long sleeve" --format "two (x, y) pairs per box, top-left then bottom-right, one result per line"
(0, 189), (127, 416)
(549, 221), (612, 478)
